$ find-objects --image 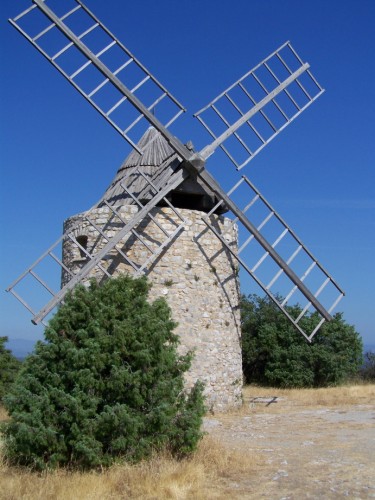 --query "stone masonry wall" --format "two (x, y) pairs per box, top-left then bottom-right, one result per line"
(62, 206), (243, 411)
